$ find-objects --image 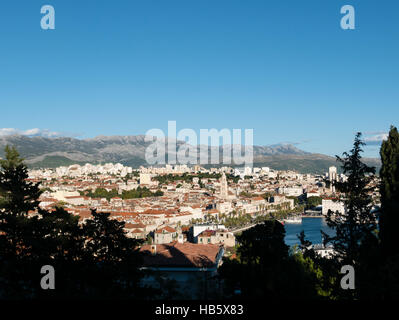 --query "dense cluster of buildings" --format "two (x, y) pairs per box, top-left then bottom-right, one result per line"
(27, 163), (380, 298)
(28, 163), (381, 239)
